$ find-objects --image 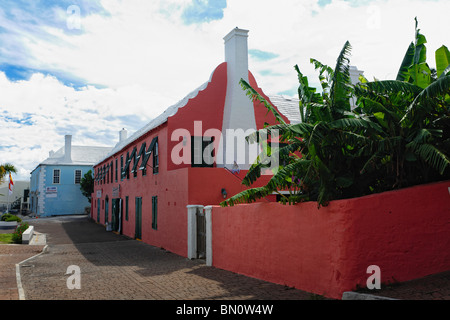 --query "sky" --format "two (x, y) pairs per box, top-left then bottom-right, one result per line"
(0, 0), (449, 181)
